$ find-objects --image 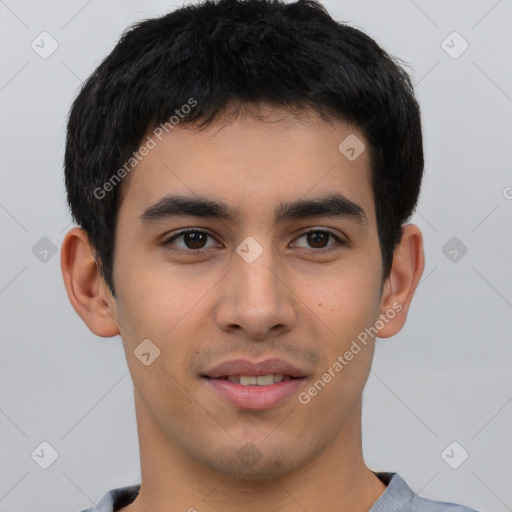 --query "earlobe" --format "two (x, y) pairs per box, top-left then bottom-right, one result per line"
(60, 227), (120, 338)
(377, 224), (425, 338)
